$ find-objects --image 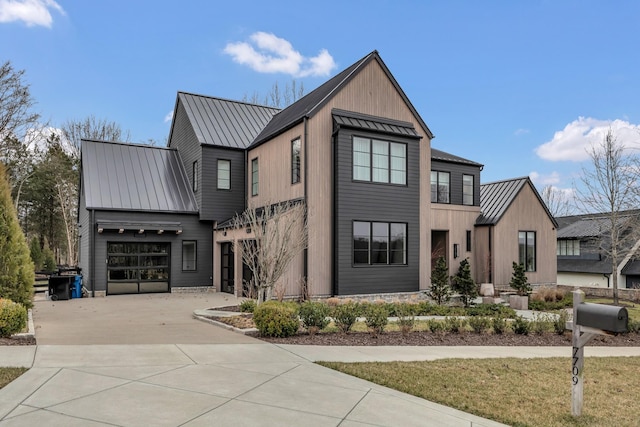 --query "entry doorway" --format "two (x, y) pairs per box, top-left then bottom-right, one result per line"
(431, 230), (448, 271)
(220, 242), (234, 294)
